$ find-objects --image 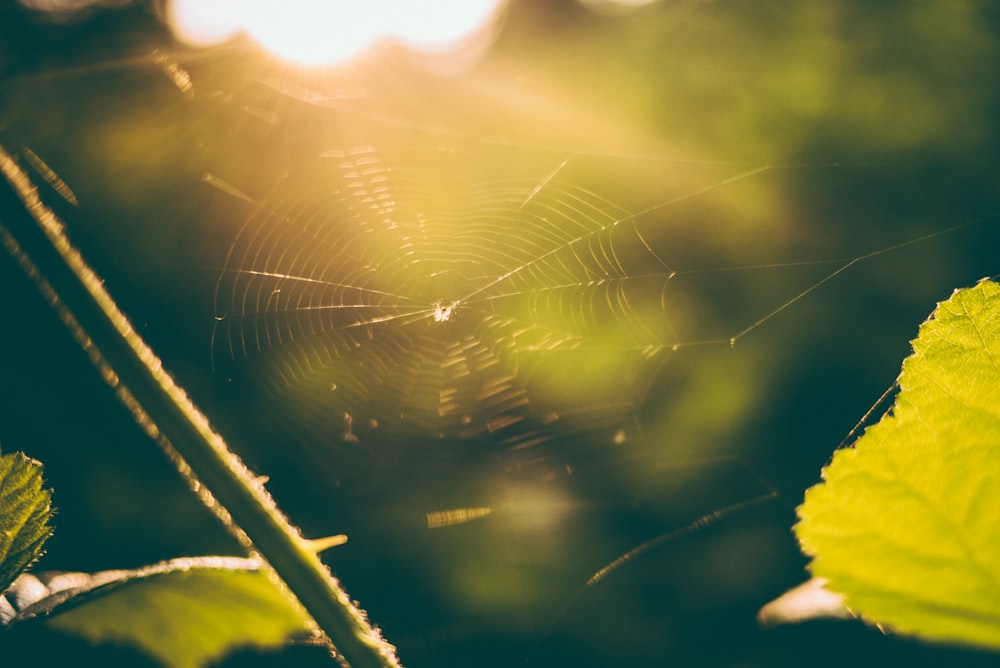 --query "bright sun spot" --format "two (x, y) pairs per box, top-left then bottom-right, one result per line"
(166, 0), (507, 67)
